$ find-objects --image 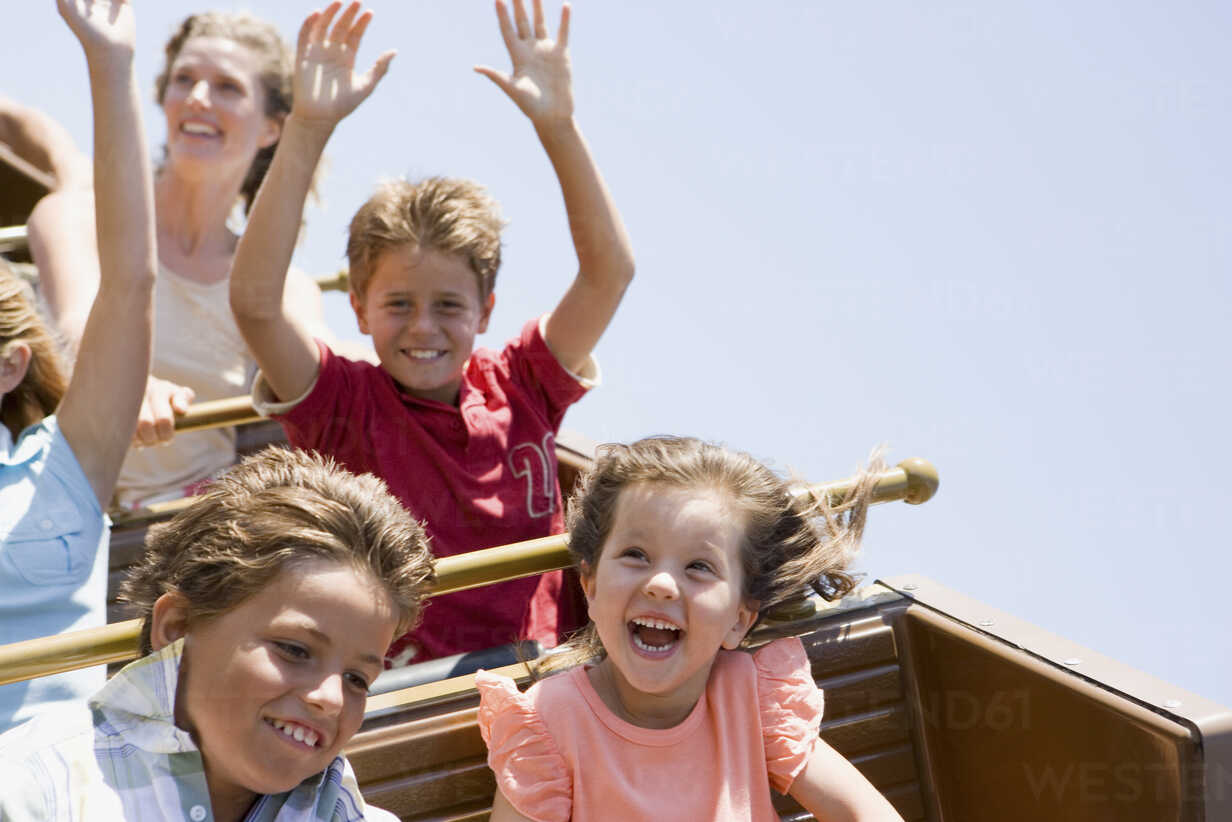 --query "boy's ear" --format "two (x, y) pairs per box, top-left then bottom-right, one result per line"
(0, 341), (32, 394)
(477, 292), (495, 334)
(150, 591), (192, 651)
(349, 291), (371, 335)
(721, 599), (760, 650)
